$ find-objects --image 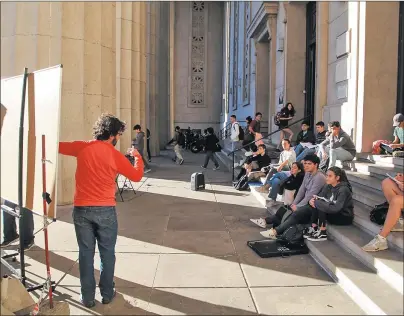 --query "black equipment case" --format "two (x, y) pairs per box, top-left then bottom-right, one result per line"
(247, 239), (309, 258)
(191, 172), (205, 191)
